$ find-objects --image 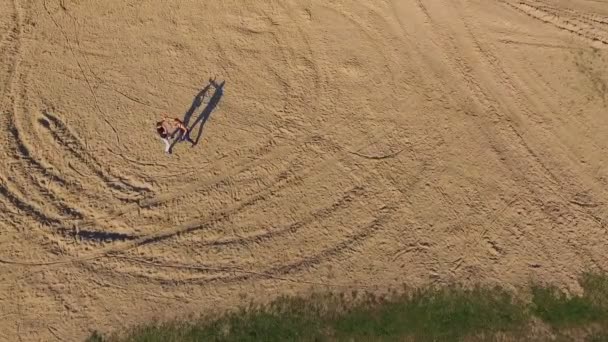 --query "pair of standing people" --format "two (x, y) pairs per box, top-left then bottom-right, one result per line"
(156, 115), (195, 154)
